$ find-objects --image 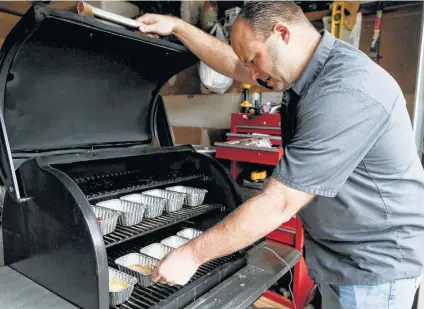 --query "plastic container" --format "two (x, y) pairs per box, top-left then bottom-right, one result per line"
(120, 194), (166, 218)
(96, 199), (146, 226)
(165, 186), (208, 206)
(115, 253), (159, 287)
(140, 243), (173, 260)
(108, 267), (138, 305)
(142, 189), (186, 213)
(92, 205), (120, 235)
